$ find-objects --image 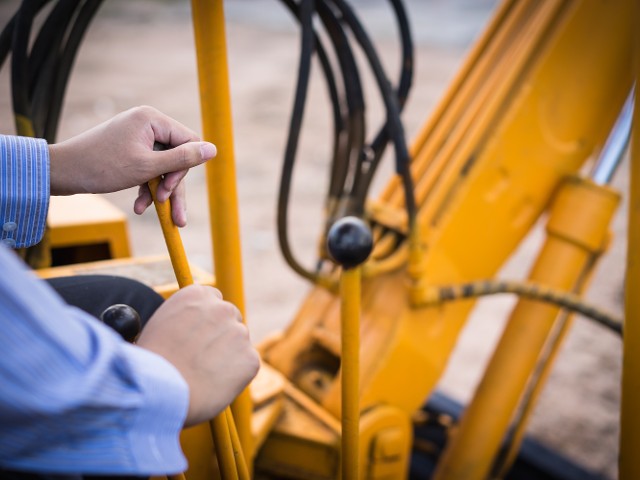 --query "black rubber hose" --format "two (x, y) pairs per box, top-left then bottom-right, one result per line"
(327, 0), (416, 227)
(279, 0), (349, 203)
(29, 0), (79, 137)
(11, 0), (39, 134)
(280, 0), (365, 226)
(0, 15), (16, 71)
(45, 0), (103, 142)
(277, 0), (319, 282)
(0, 0), (51, 72)
(28, 0), (77, 97)
(316, 0), (366, 218)
(278, 0), (349, 270)
(351, 0), (414, 213)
